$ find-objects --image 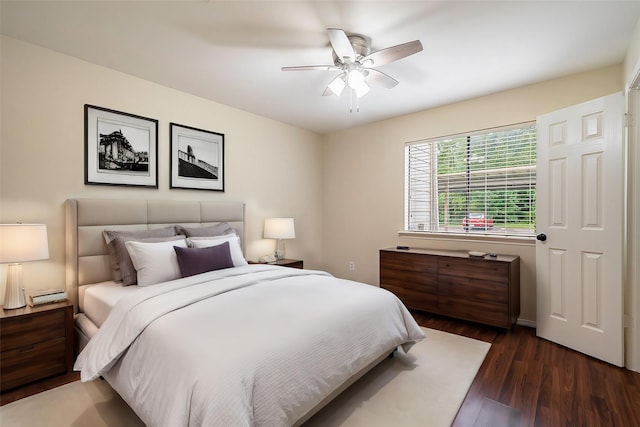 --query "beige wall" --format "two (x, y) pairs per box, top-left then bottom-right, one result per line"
(321, 65), (623, 324)
(0, 36), (324, 302)
(624, 17), (640, 85)
(0, 34), (632, 327)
